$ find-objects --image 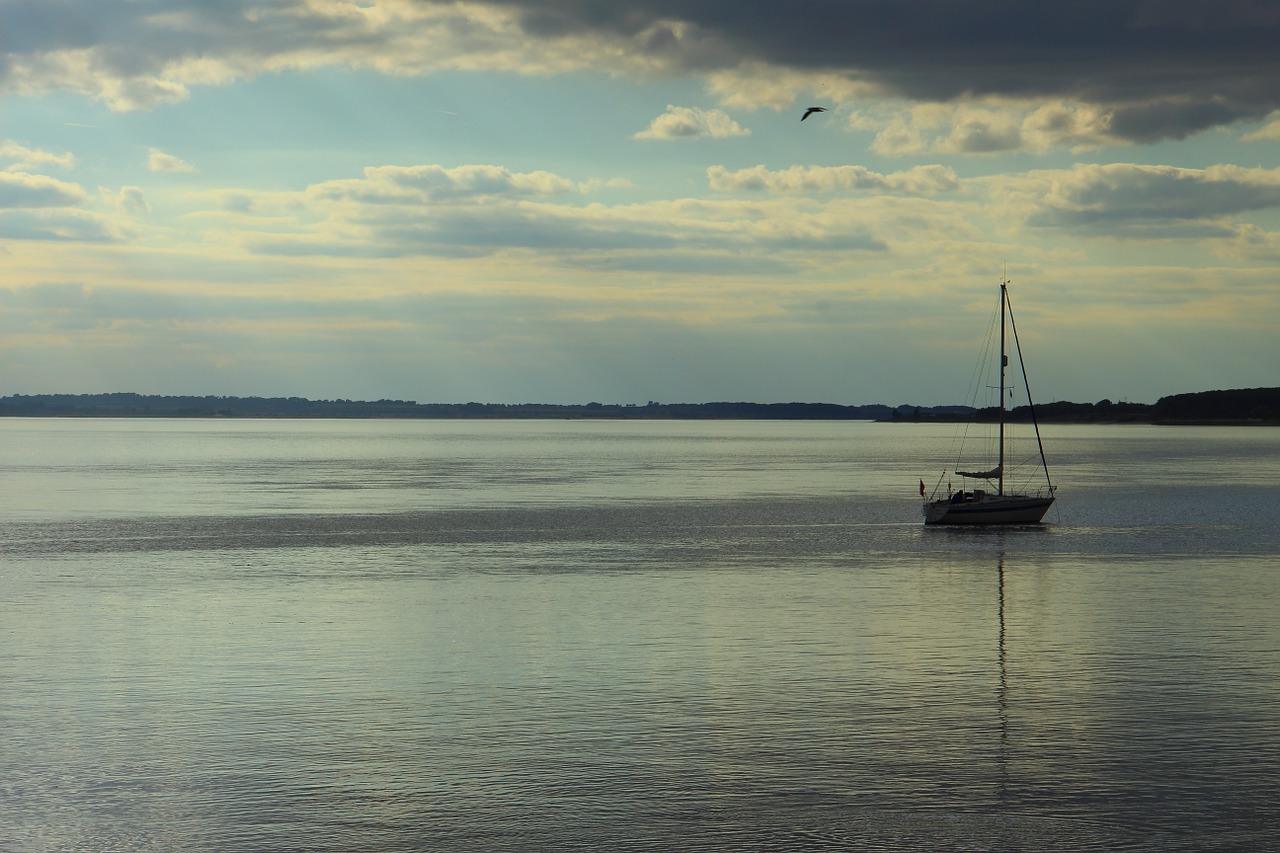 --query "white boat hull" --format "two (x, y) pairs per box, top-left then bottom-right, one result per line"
(924, 493), (1054, 525)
